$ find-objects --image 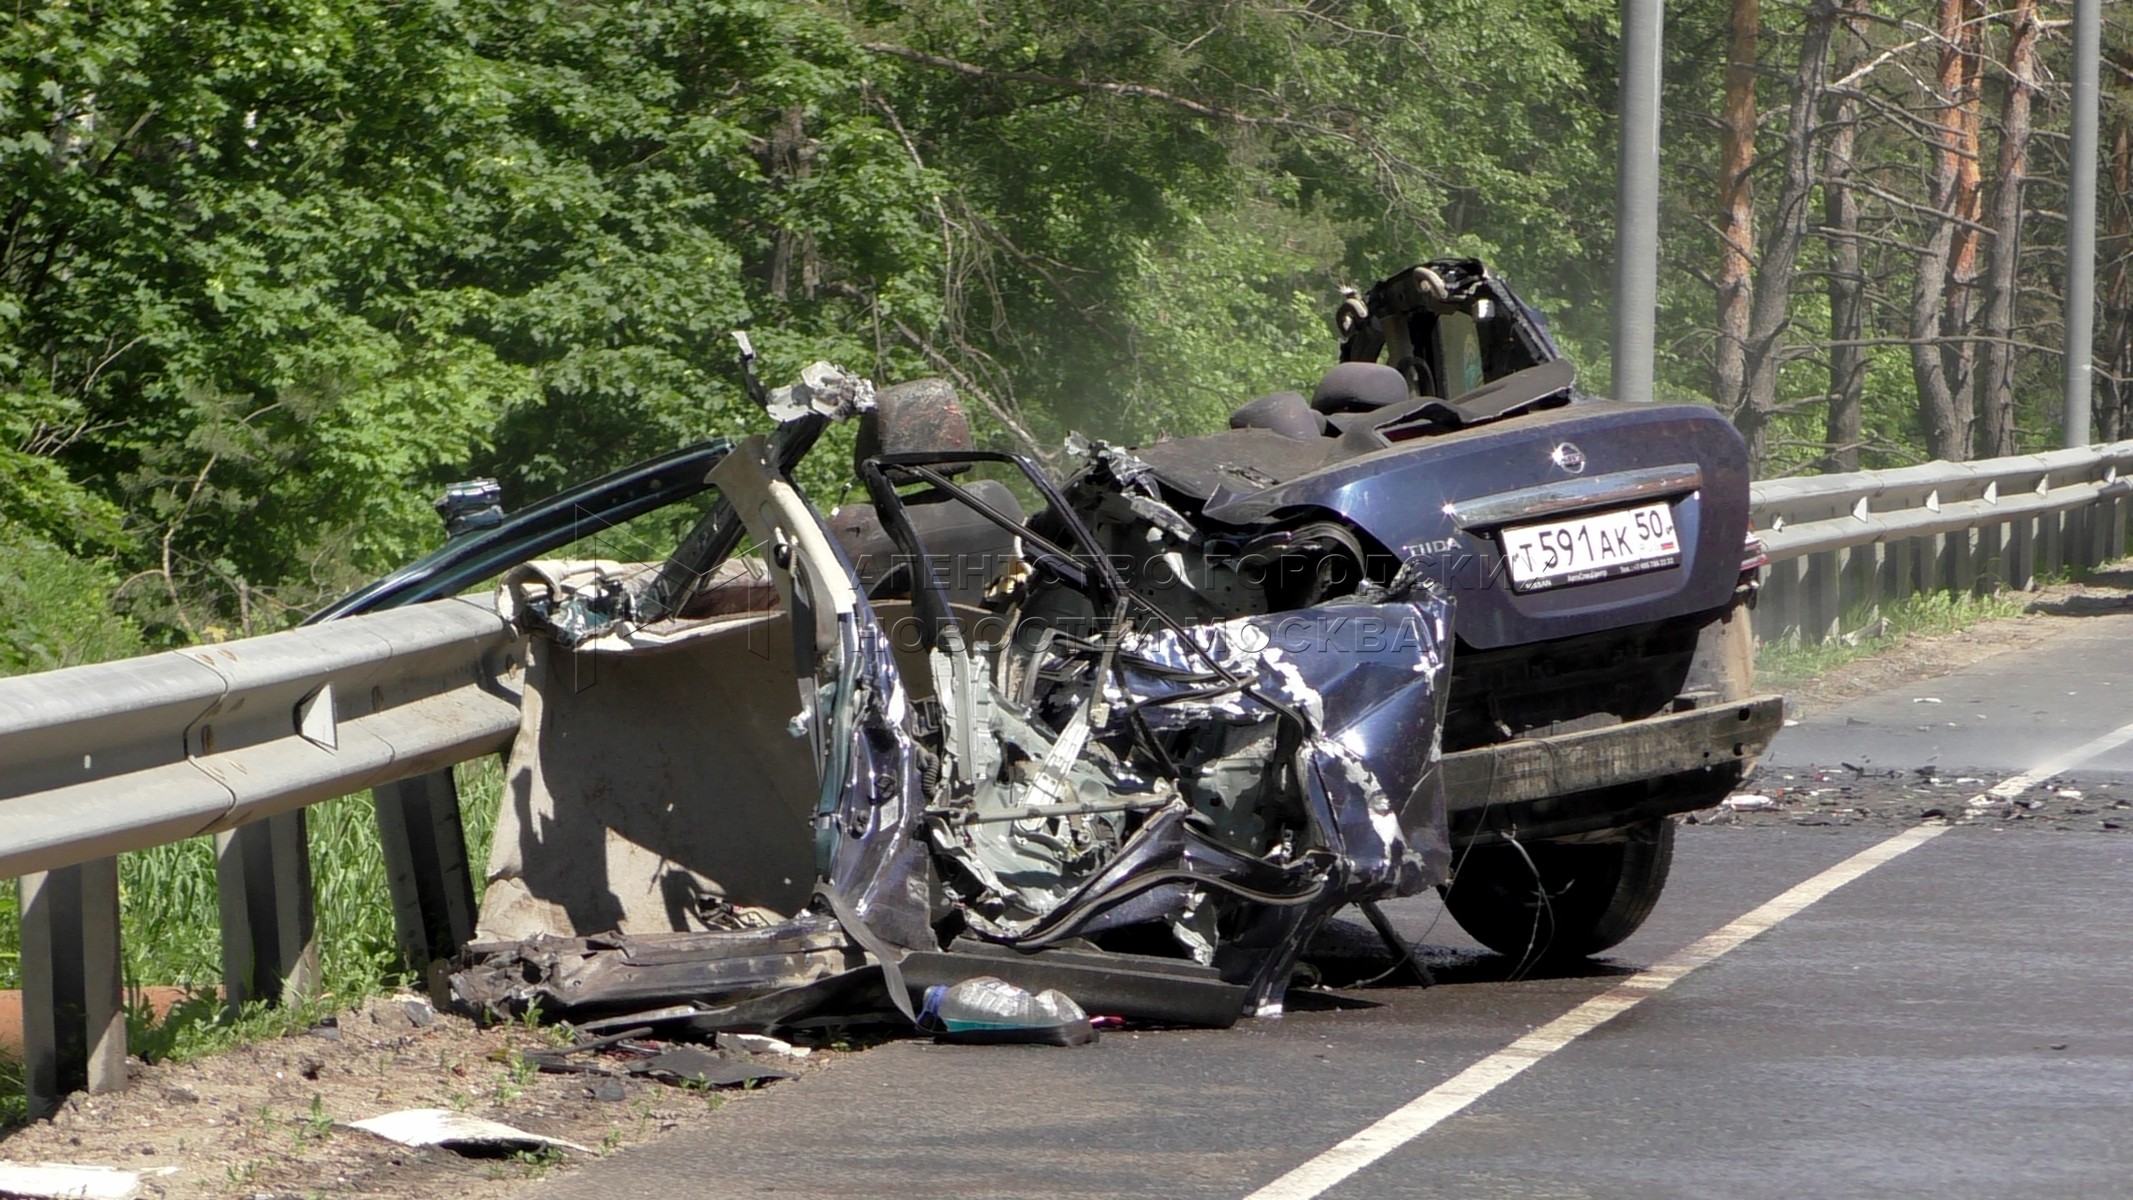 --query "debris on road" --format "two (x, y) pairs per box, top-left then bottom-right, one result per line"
(0, 989), (807, 1200)
(346, 1109), (597, 1156)
(721, 1033), (812, 1059)
(916, 977), (1097, 1047)
(623, 1048), (795, 1089)
(1696, 765), (2130, 833)
(0, 1161), (175, 1200)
